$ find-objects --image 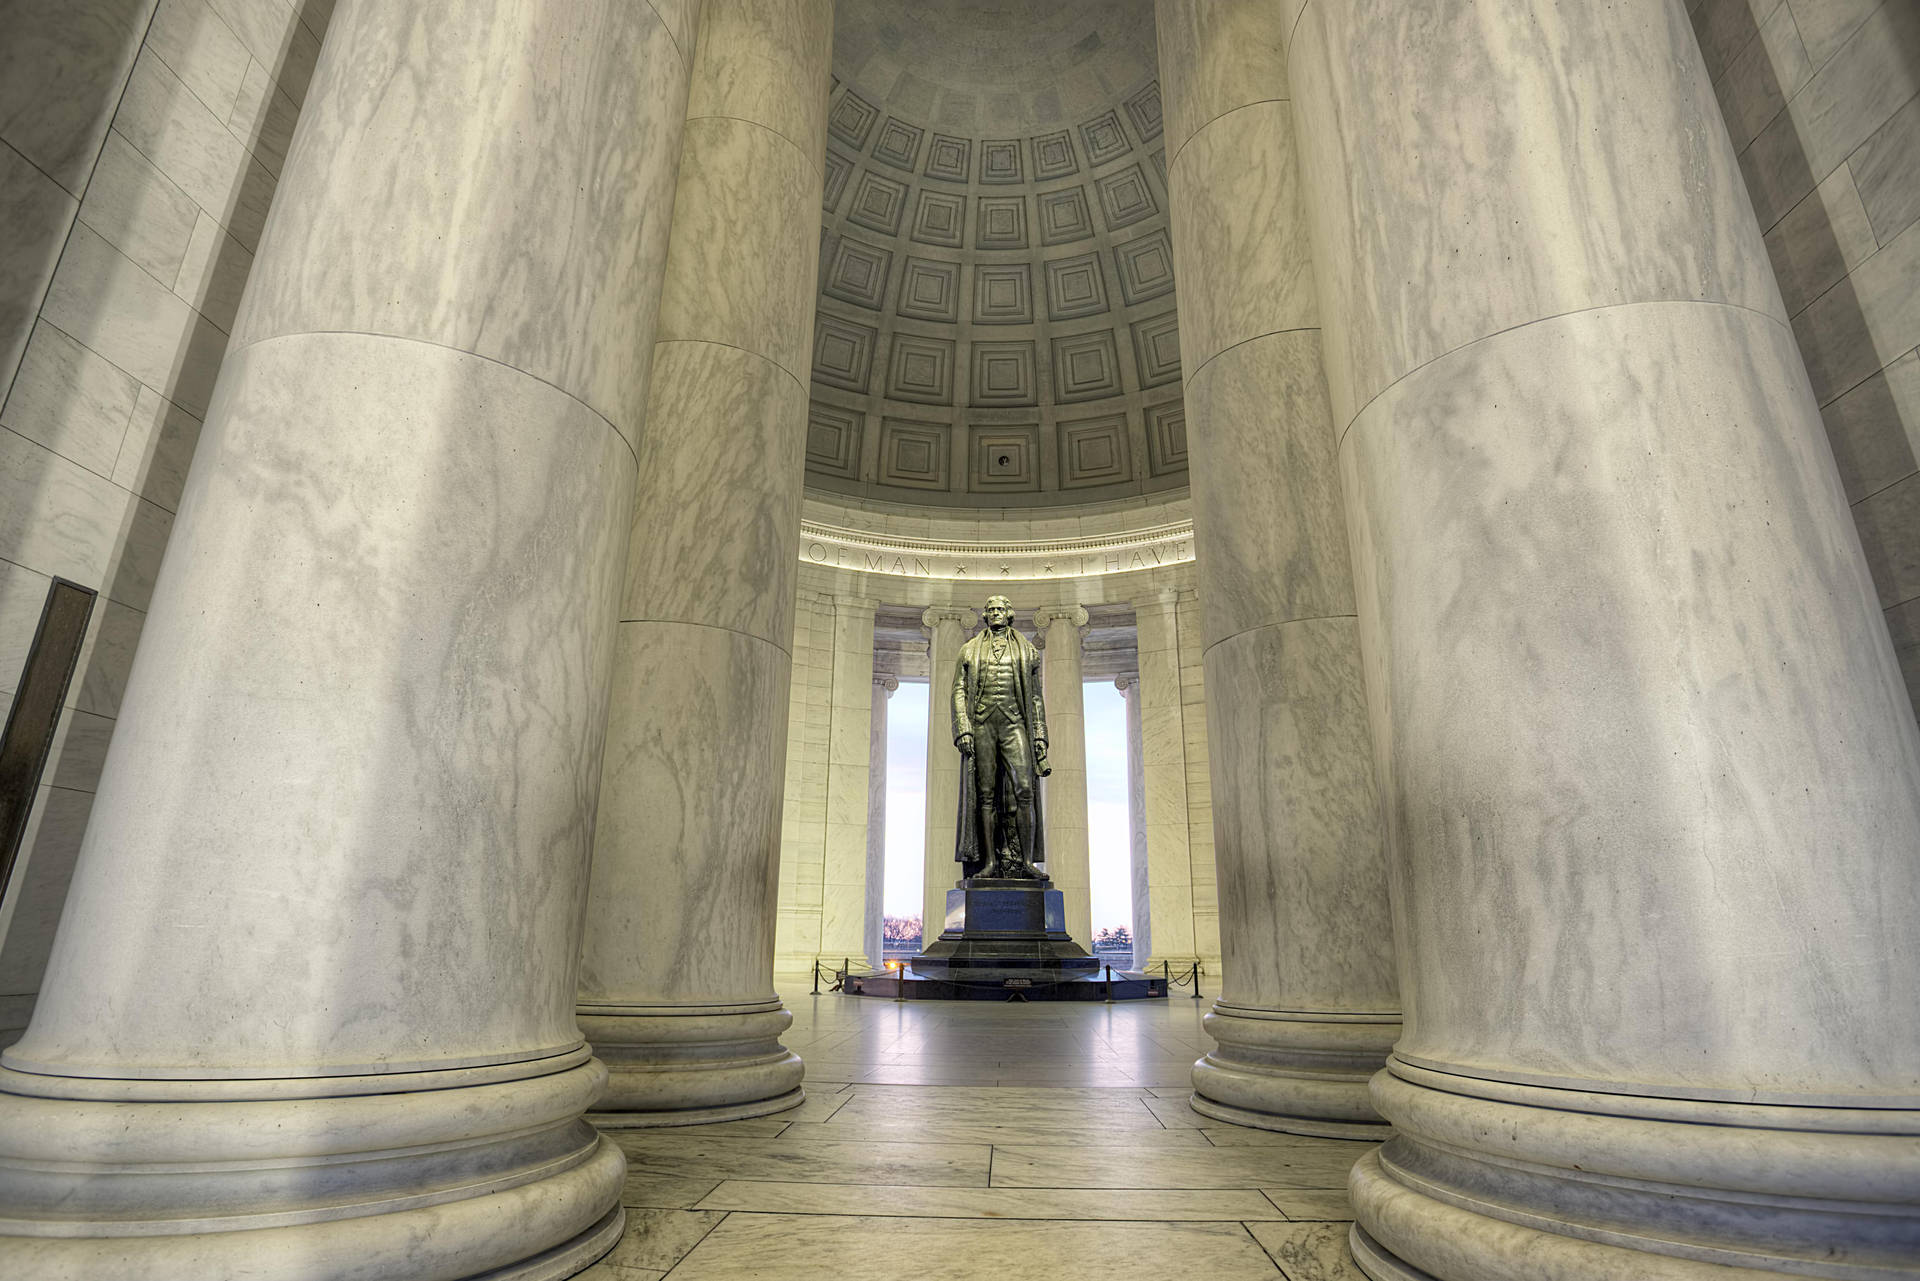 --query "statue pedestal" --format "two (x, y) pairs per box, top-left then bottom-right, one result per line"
(912, 877), (1099, 975)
